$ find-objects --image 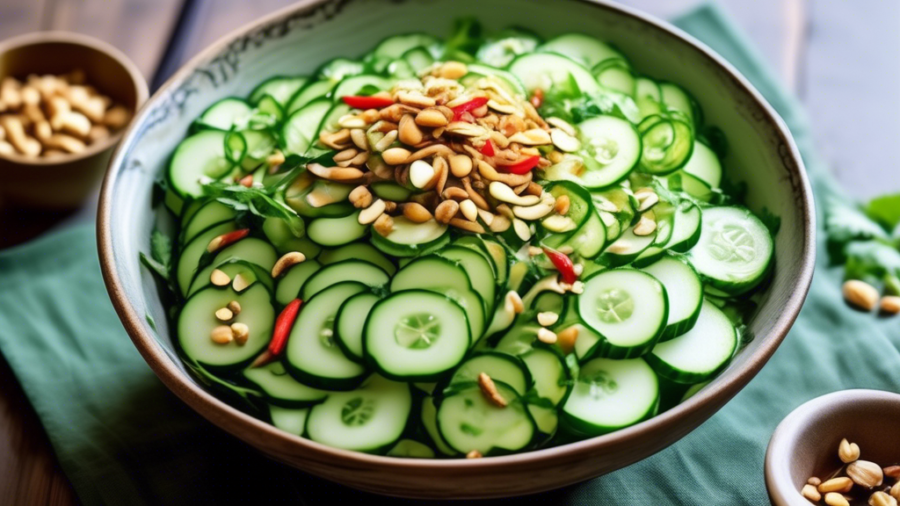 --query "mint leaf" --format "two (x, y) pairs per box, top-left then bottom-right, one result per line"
(865, 193), (900, 231)
(151, 230), (172, 268)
